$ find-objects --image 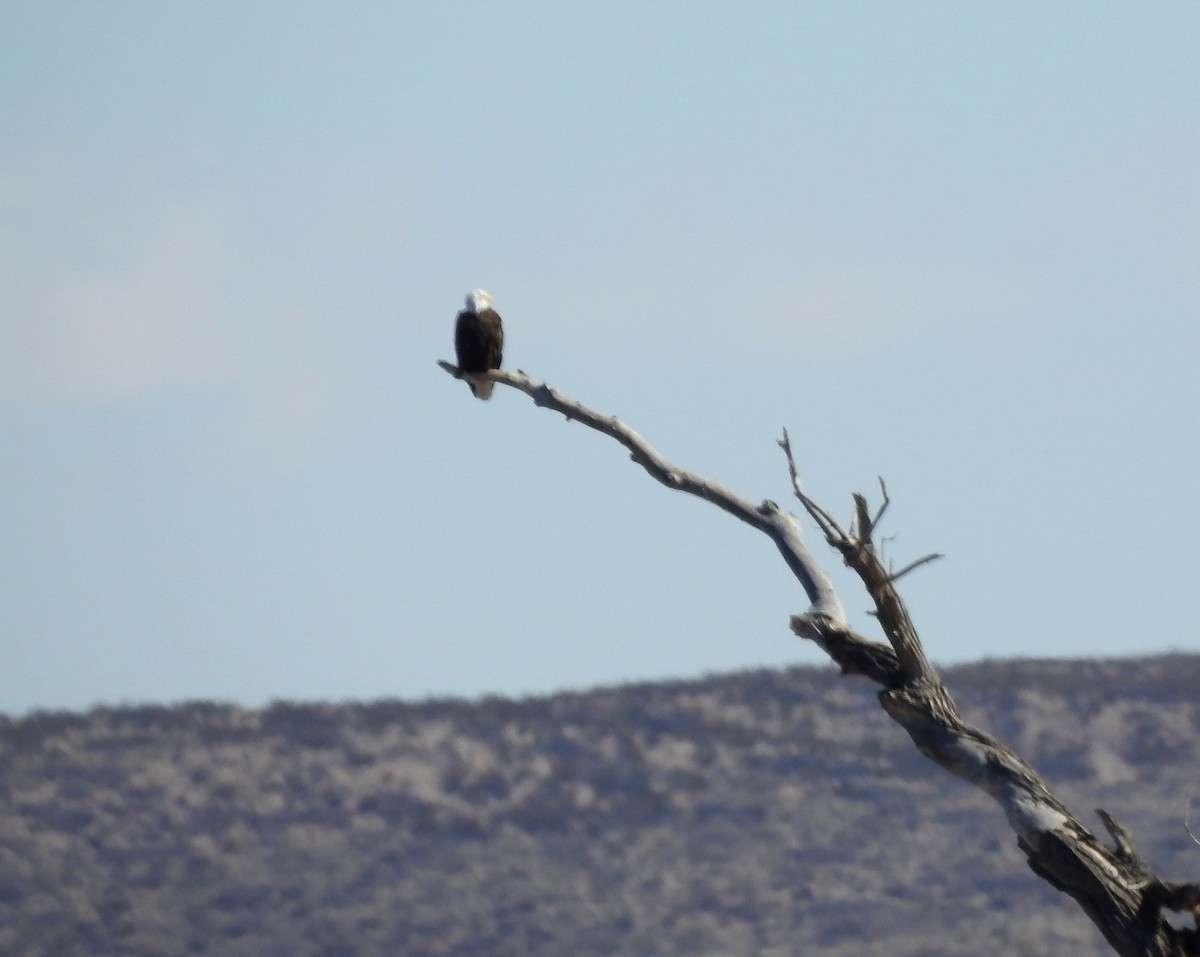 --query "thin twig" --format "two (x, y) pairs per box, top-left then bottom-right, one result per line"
(885, 552), (945, 584)
(1186, 795), (1200, 849)
(866, 477), (890, 539)
(777, 428), (805, 498)
(776, 428), (846, 542)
